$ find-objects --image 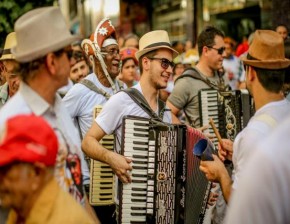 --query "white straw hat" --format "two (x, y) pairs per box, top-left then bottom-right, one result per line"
(135, 30), (178, 60)
(0, 32), (17, 61)
(12, 7), (80, 63)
